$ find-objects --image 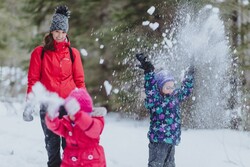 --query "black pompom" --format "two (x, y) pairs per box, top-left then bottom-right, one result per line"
(55, 5), (70, 18)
